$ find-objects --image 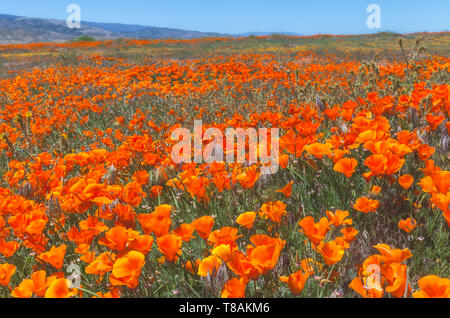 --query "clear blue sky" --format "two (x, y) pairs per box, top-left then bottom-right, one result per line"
(1, 0), (449, 35)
